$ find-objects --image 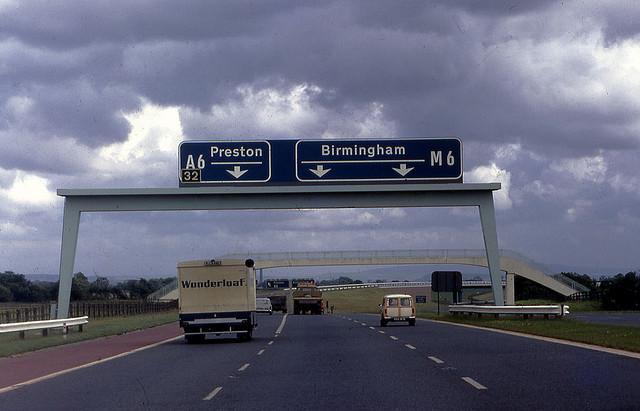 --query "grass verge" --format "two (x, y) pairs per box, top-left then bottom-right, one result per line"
(0, 310), (178, 358)
(325, 288), (439, 315)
